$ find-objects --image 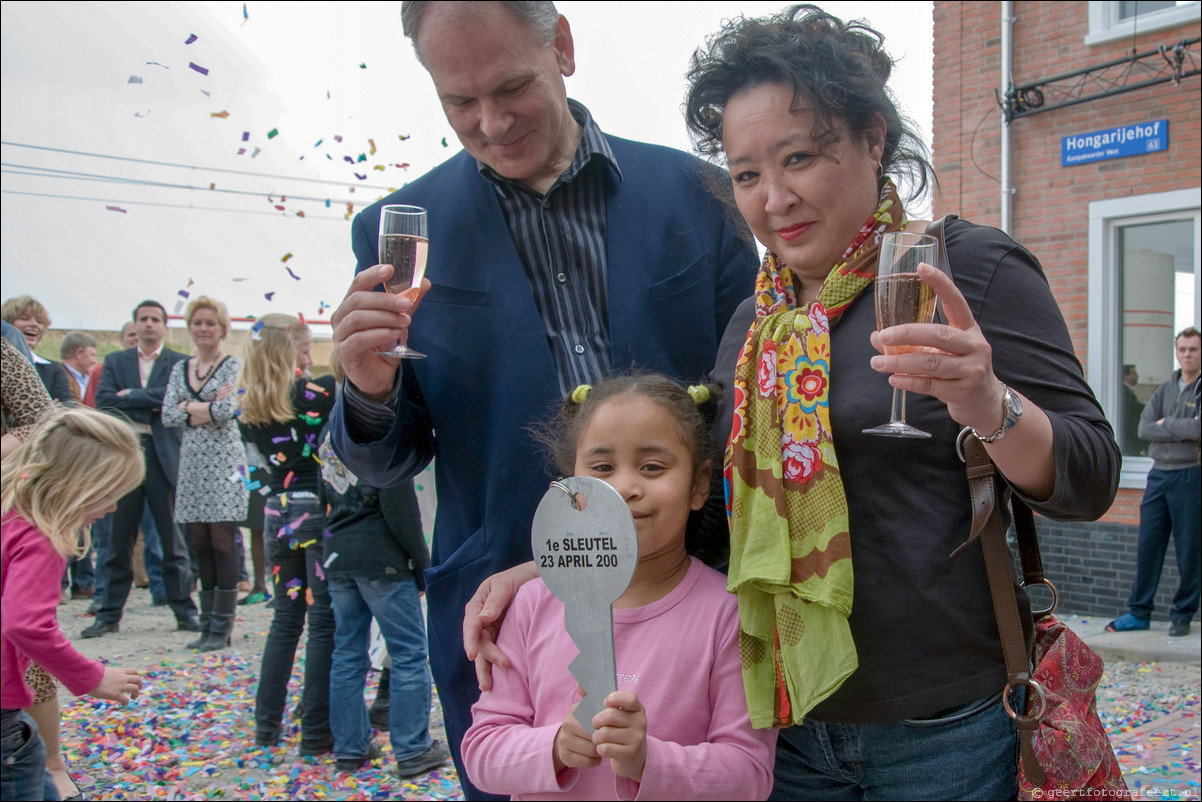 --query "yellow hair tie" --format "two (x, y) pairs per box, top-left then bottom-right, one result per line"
(687, 385), (710, 406)
(570, 385), (592, 405)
